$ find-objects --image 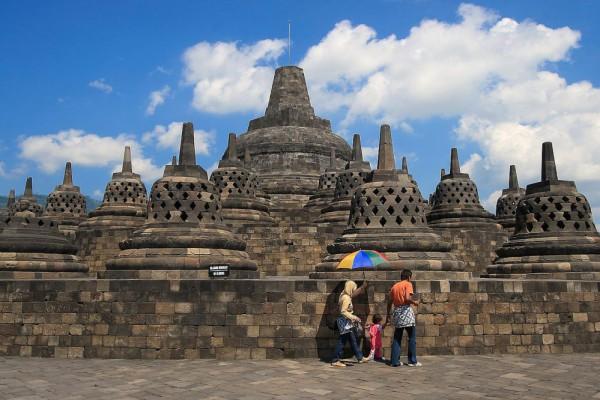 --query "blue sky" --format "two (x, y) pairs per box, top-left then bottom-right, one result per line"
(1, 0), (600, 215)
